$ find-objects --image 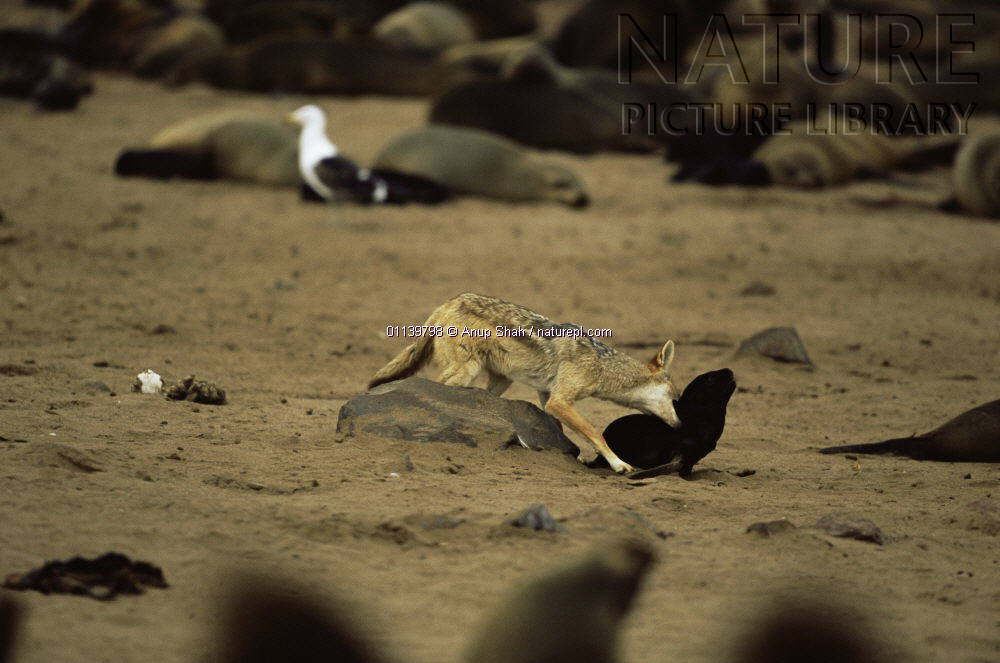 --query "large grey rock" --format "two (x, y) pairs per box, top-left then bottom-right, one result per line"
(335, 378), (576, 452)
